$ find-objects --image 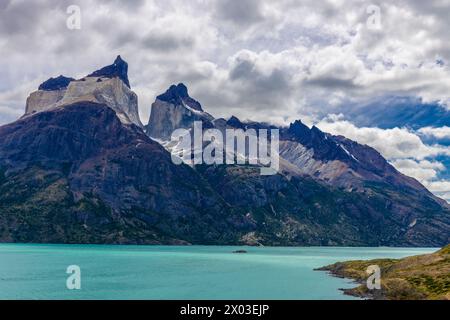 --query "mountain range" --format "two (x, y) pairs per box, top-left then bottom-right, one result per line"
(0, 56), (449, 246)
